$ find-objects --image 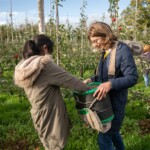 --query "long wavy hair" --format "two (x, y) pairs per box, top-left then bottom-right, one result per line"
(88, 22), (117, 50)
